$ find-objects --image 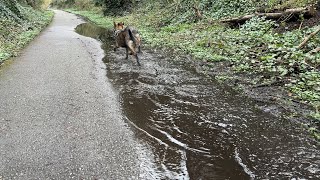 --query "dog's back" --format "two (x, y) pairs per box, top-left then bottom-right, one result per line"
(126, 26), (141, 51)
(113, 22), (141, 52)
(113, 23), (141, 66)
(113, 29), (126, 47)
